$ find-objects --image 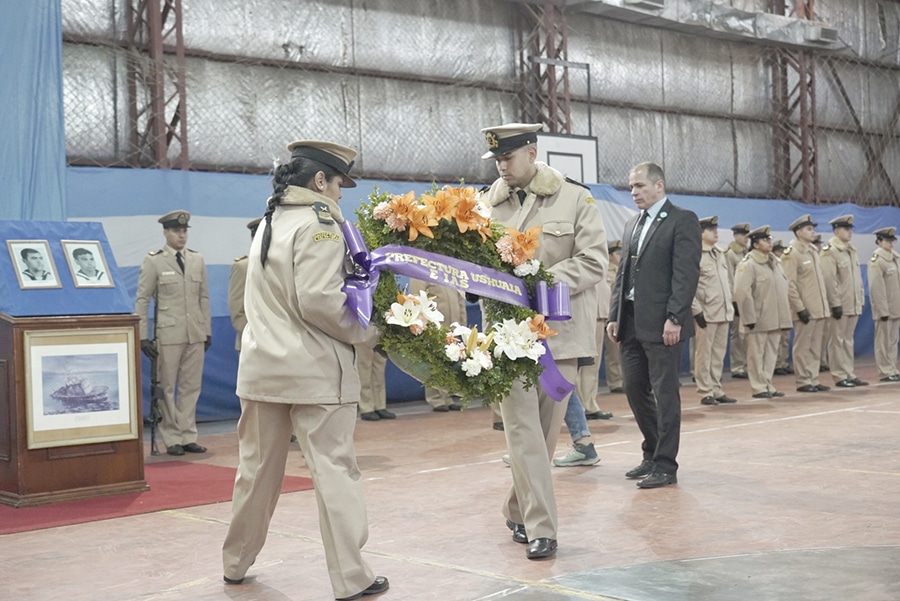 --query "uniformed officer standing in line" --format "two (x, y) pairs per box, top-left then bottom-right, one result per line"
(136, 210), (212, 456)
(733, 226), (792, 398)
(771, 240), (794, 375)
(867, 227), (900, 382)
(691, 216), (737, 405)
(577, 250), (614, 420)
(222, 140), (387, 600)
(781, 214), (831, 393)
(407, 278), (466, 412)
(355, 343), (394, 421)
(819, 215), (868, 388)
(228, 217), (262, 352)
(603, 240), (625, 393)
(813, 233), (831, 372)
(724, 223), (751, 379)
(480, 123), (607, 560)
